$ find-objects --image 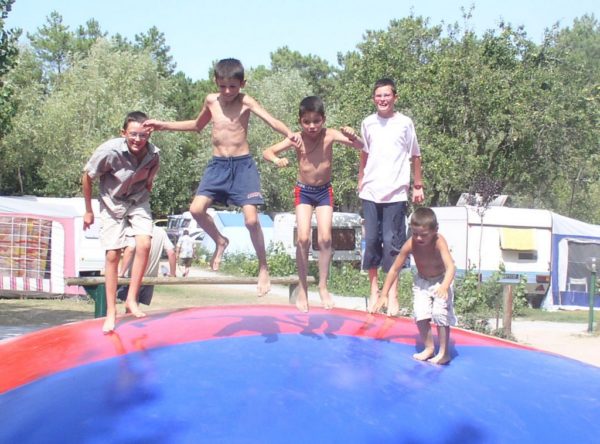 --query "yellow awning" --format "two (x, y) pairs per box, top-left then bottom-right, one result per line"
(500, 228), (536, 251)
